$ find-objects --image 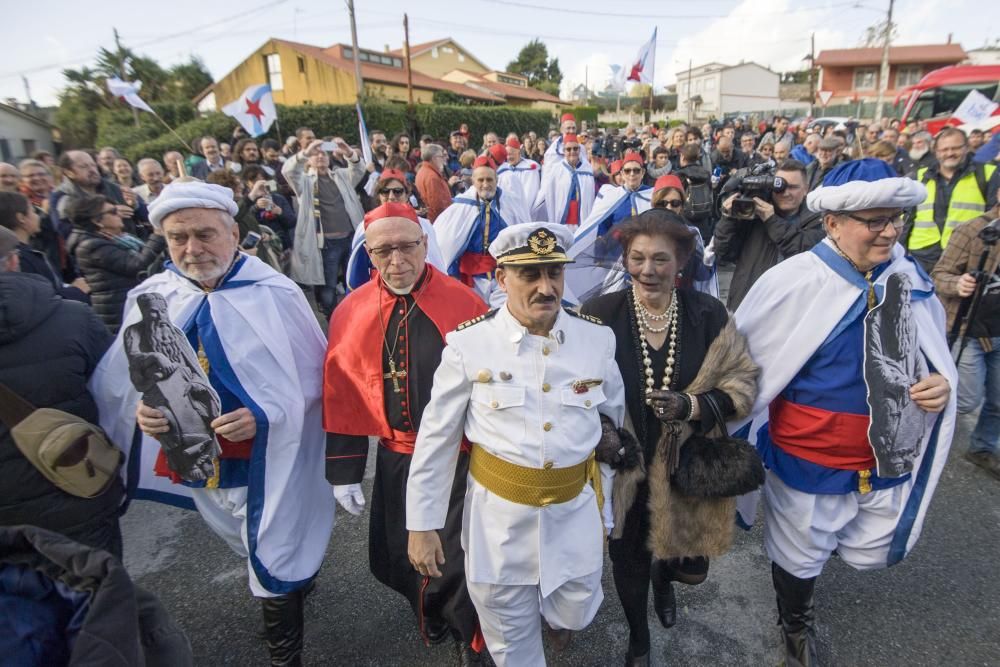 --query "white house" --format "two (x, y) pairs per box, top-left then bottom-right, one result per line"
(675, 62), (785, 119)
(0, 102), (56, 162)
